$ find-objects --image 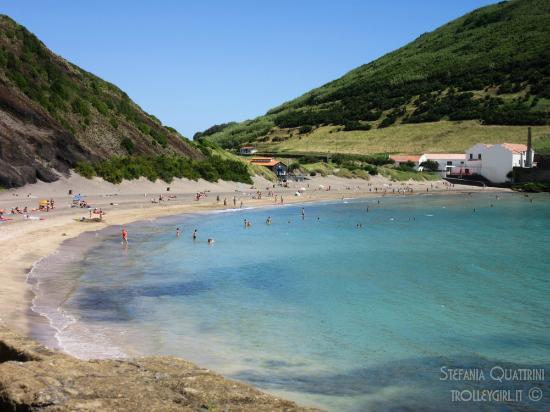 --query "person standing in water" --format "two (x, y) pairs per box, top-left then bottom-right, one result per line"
(176, 227), (180, 237)
(301, 207), (305, 219)
(266, 216), (272, 225)
(192, 229), (198, 240)
(121, 227), (128, 245)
